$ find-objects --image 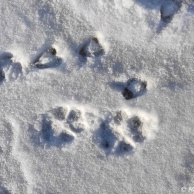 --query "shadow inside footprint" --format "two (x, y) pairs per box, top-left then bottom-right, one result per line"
(41, 116), (54, 142)
(33, 47), (62, 69)
(0, 53), (12, 83)
(128, 116), (145, 143)
(122, 78), (147, 100)
(51, 107), (67, 121)
(0, 52), (13, 60)
(113, 110), (128, 125)
(115, 141), (134, 155)
(0, 70), (5, 82)
(67, 109), (81, 123)
(59, 132), (74, 143)
(31, 114), (74, 148)
(109, 81), (125, 92)
(0, 185), (10, 194)
(157, 0), (181, 33)
(79, 37), (104, 59)
(96, 122), (117, 154)
(109, 78), (147, 100)
(67, 109), (84, 133)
